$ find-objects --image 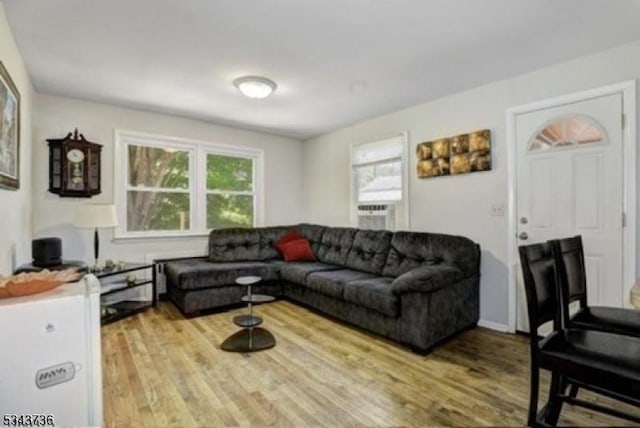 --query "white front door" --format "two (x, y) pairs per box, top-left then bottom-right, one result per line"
(515, 93), (624, 332)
